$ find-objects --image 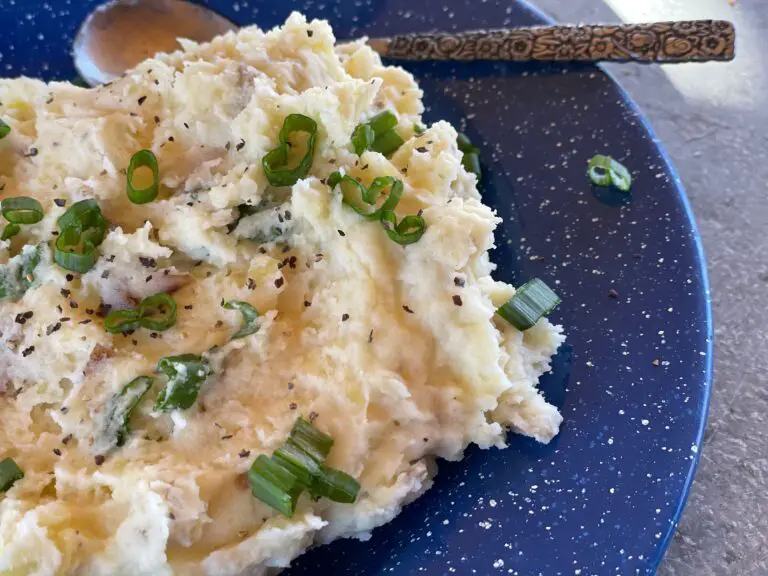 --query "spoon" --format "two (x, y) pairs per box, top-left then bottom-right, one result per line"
(74, 0), (736, 87)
